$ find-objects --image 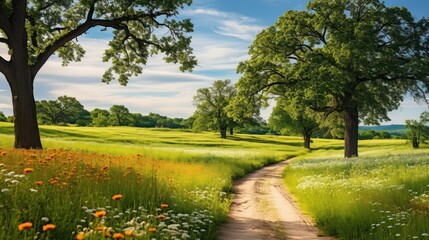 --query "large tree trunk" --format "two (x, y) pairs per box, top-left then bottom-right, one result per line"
(7, 1), (43, 149)
(412, 137), (419, 148)
(11, 77), (42, 149)
(220, 128), (227, 139)
(230, 128), (234, 135)
(302, 128), (312, 149)
(344, 106), (359, 157)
